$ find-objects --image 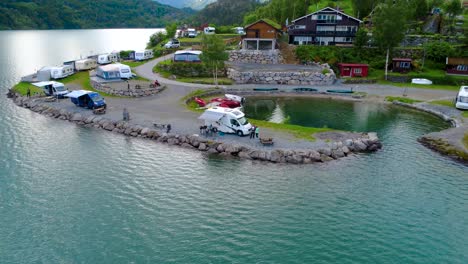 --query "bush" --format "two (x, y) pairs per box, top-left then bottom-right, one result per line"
(156, 60), (225, 78)
(424, 42), (455, 62)
(322, 68), (330, 74)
